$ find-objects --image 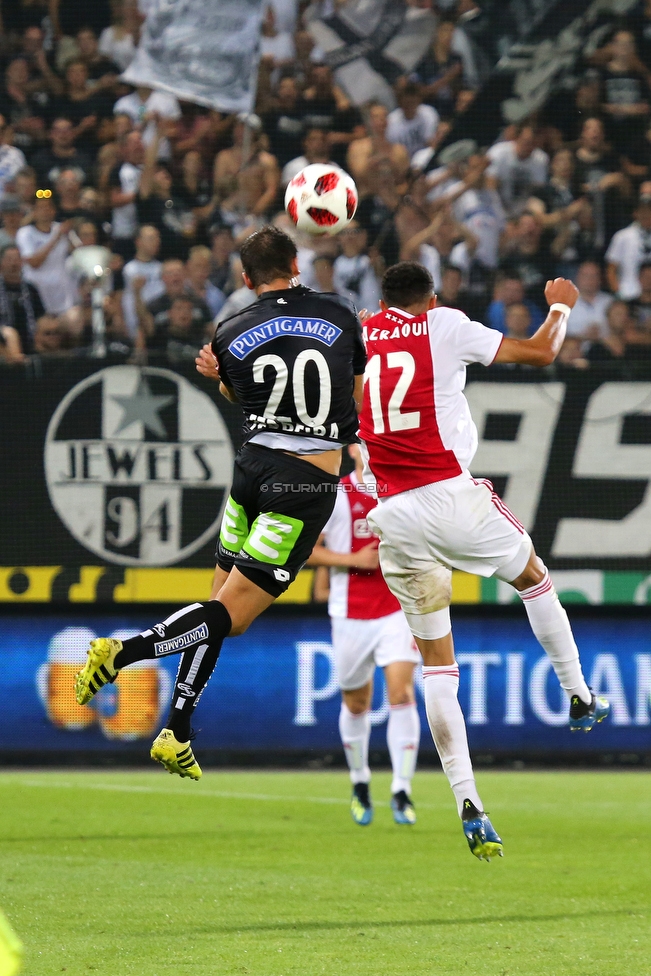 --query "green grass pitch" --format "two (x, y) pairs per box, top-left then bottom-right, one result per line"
(1, 769), (650, 975)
